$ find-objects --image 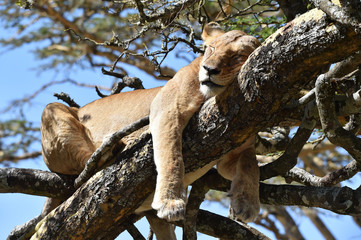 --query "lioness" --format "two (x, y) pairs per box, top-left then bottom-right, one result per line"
(40, 23), (260, 239)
